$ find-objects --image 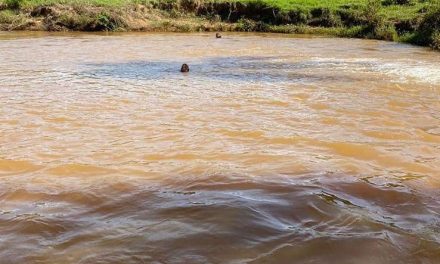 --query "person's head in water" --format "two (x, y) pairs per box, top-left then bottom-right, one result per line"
(216, 33), (222, 38)
(181, 63), (189, 73)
